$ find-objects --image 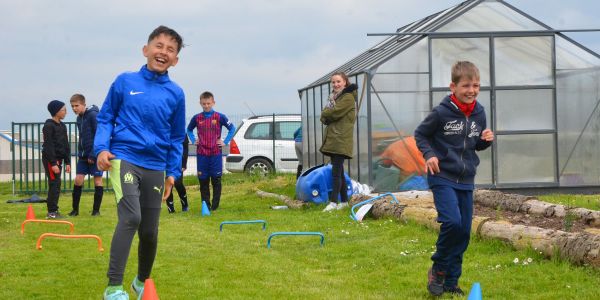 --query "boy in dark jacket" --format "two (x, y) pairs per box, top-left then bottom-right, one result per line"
(42, 100), (71, 219)
(95, 26), (186, 300)
(69, 93), (104, 216)
(414, 61), (494, 297)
